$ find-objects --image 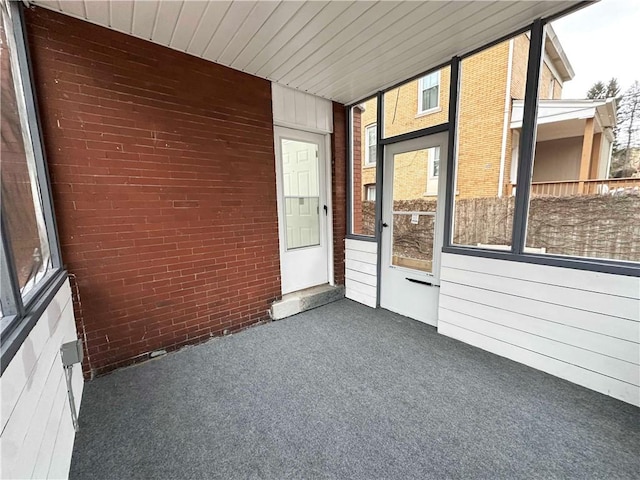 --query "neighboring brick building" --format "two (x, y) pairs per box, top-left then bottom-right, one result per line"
(353, 28), (619, 202)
